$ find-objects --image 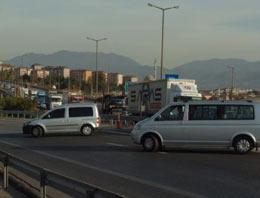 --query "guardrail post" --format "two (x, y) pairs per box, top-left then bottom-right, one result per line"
(4, 155), (9, 189)
(86, 189), (96, 198)
(40, 170), (47, 198)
